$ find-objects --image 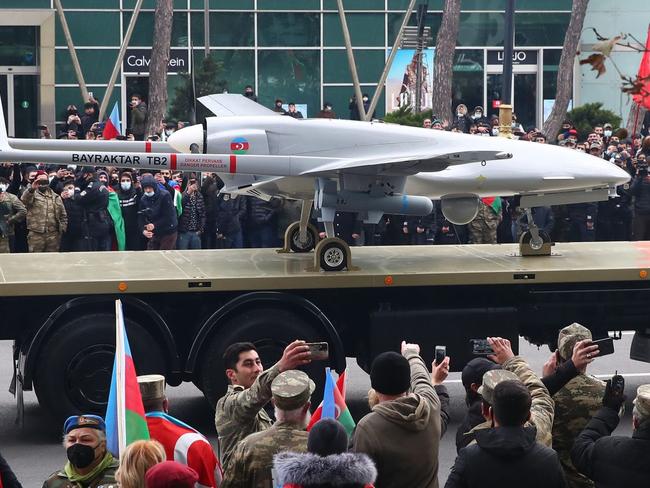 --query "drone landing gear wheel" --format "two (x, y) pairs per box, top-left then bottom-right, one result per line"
(315, 237), (350, 272)
(285, 221), (318, 253)
(519, 230), (553, 256)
